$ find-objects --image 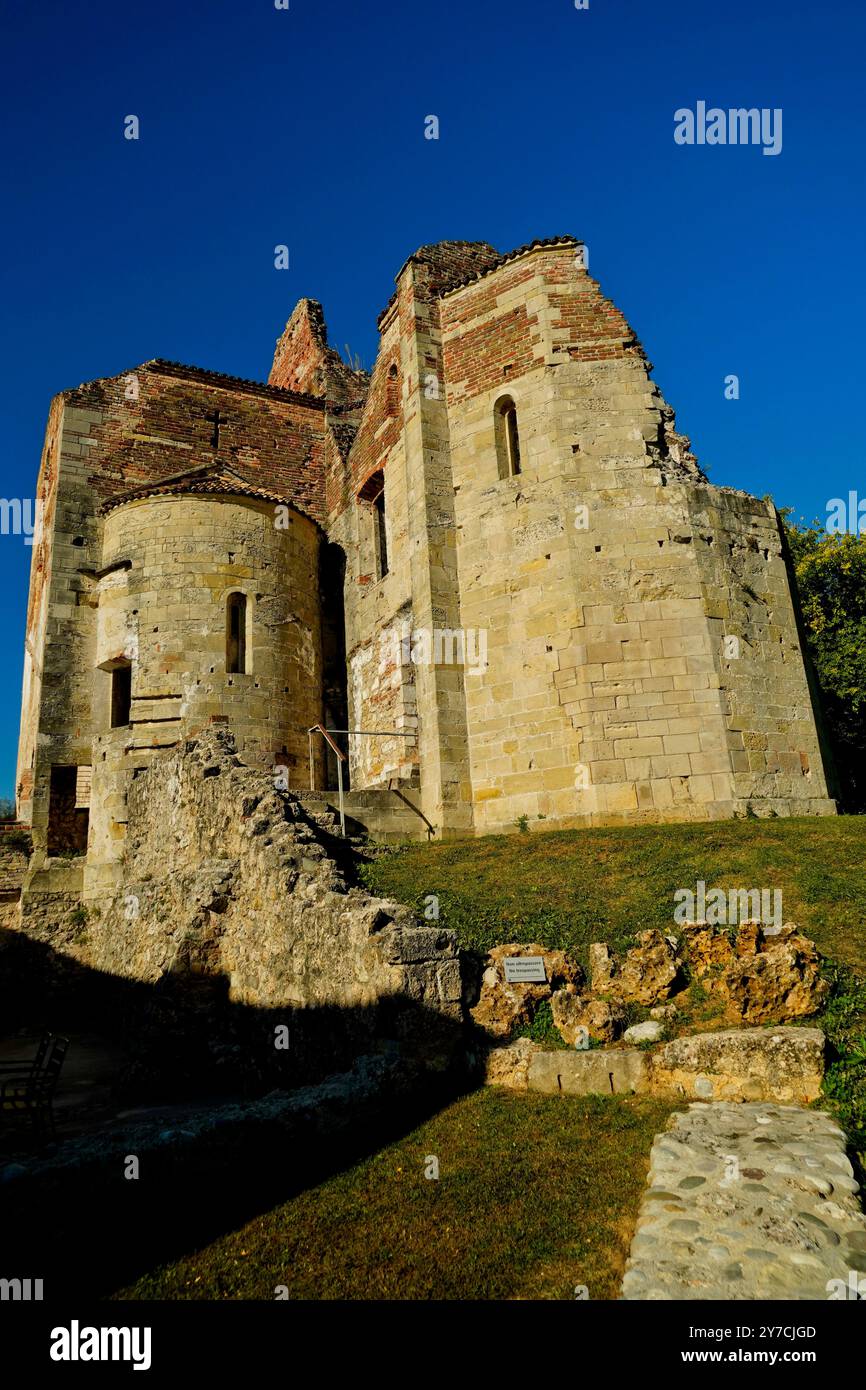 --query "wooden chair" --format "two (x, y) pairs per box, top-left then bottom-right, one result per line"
(0, 1029), (53, 1081)
(0, 1035), (69, 1137)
